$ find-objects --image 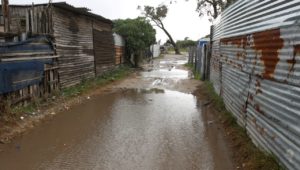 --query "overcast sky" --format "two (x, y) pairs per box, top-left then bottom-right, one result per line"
(9, 0), (211, 43)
